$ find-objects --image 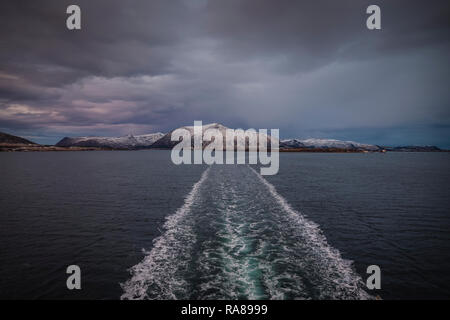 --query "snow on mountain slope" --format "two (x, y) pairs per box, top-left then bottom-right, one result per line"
(280, 138), (380, 151)
(56, 133), (164, 149)
(55, 125), (379, 151)
(133, 133), (166, 146)
(152, 123), (278, 150)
